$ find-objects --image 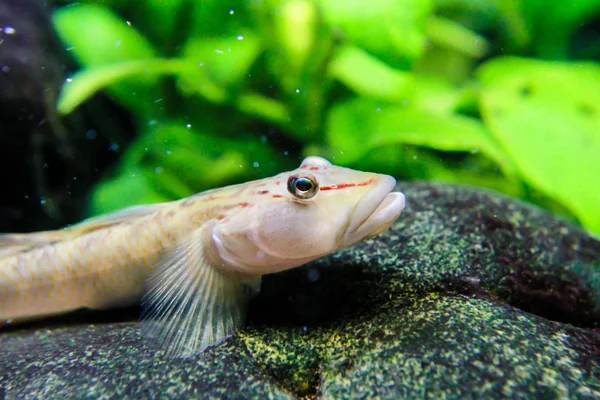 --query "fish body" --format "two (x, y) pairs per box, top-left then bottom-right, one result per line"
(0, 156), (405, 356)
